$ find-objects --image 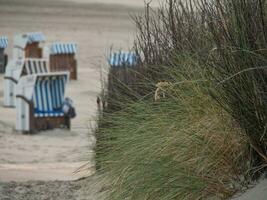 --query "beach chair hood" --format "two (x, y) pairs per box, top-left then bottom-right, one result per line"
(108, 51), (138, 67)
(50, 42), (77, 55)
(14, 32), (45, 49)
